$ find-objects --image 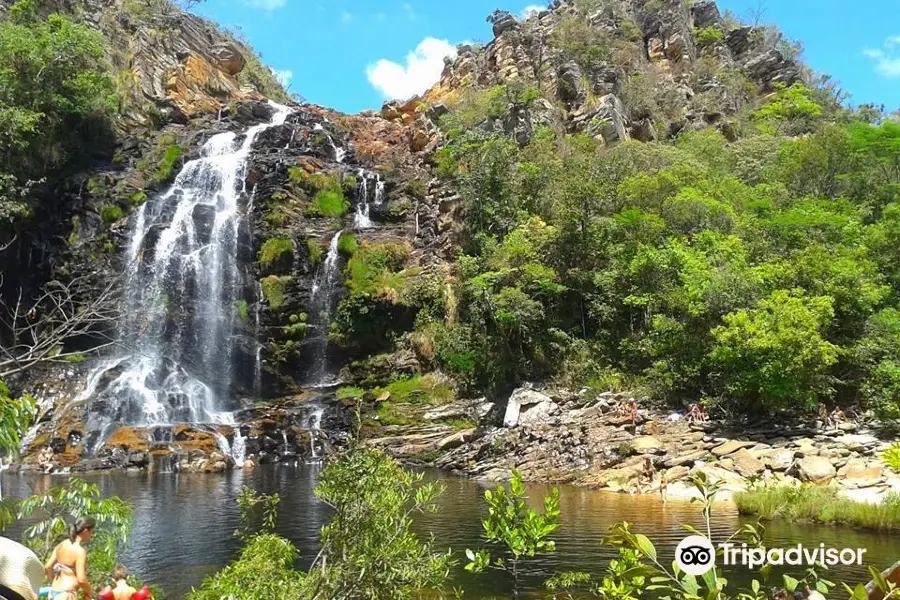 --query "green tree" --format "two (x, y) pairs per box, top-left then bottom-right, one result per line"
(307, 448), (453, 600)
(465, 469), (560, 596)
(709, 290), (839, 411)
(0, 0), (116, 227)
